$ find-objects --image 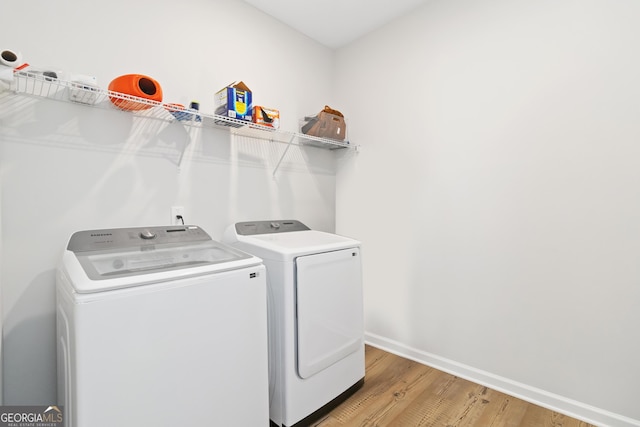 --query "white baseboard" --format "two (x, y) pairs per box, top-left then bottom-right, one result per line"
(365, 332), (640, 427)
